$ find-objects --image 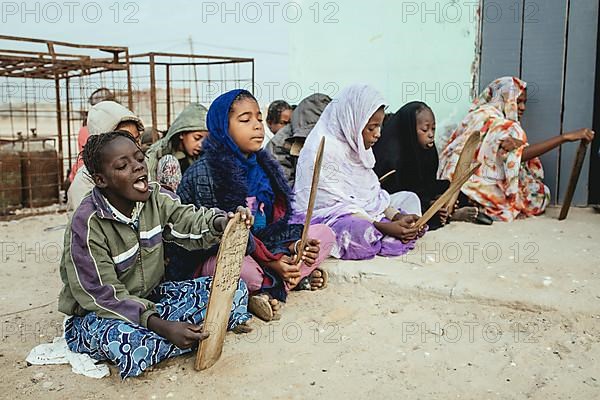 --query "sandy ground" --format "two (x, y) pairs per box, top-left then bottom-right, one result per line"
(1, 207), (599, 399)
